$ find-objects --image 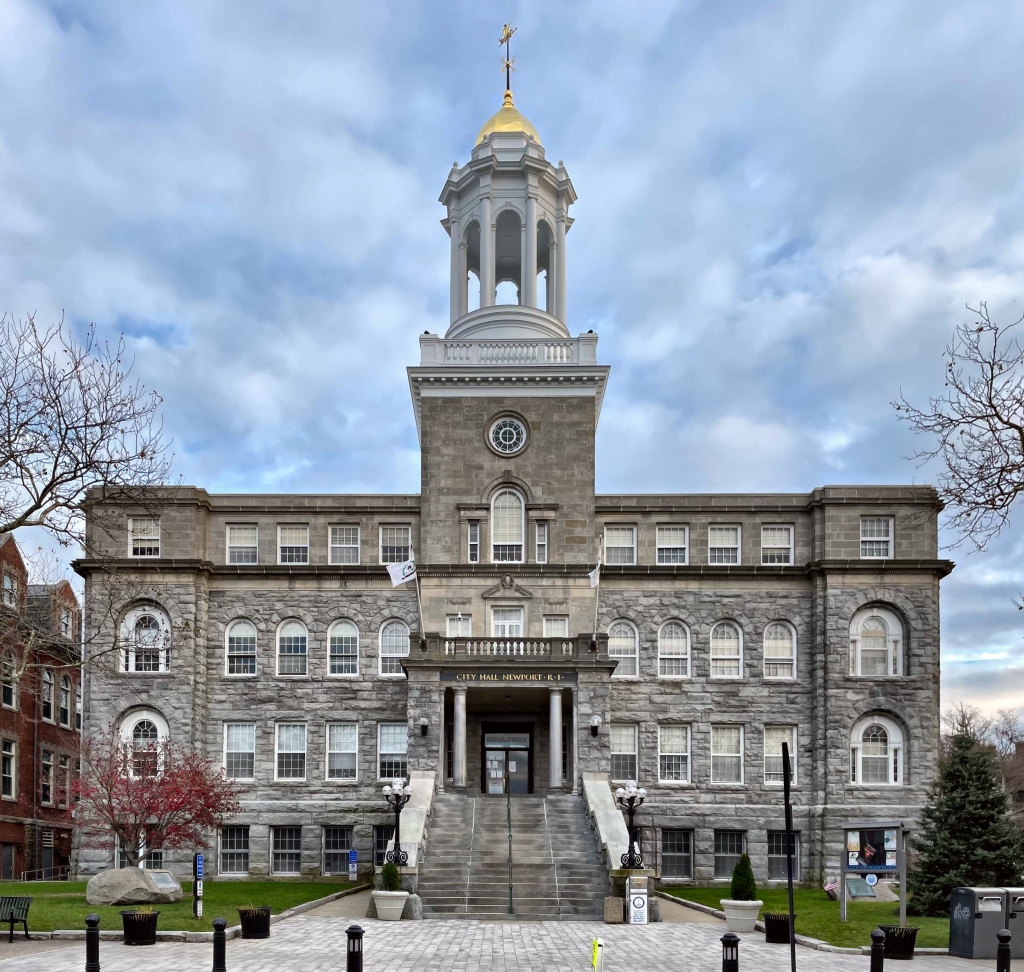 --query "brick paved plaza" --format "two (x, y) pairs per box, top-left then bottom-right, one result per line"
(0, 916), (999, 972)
